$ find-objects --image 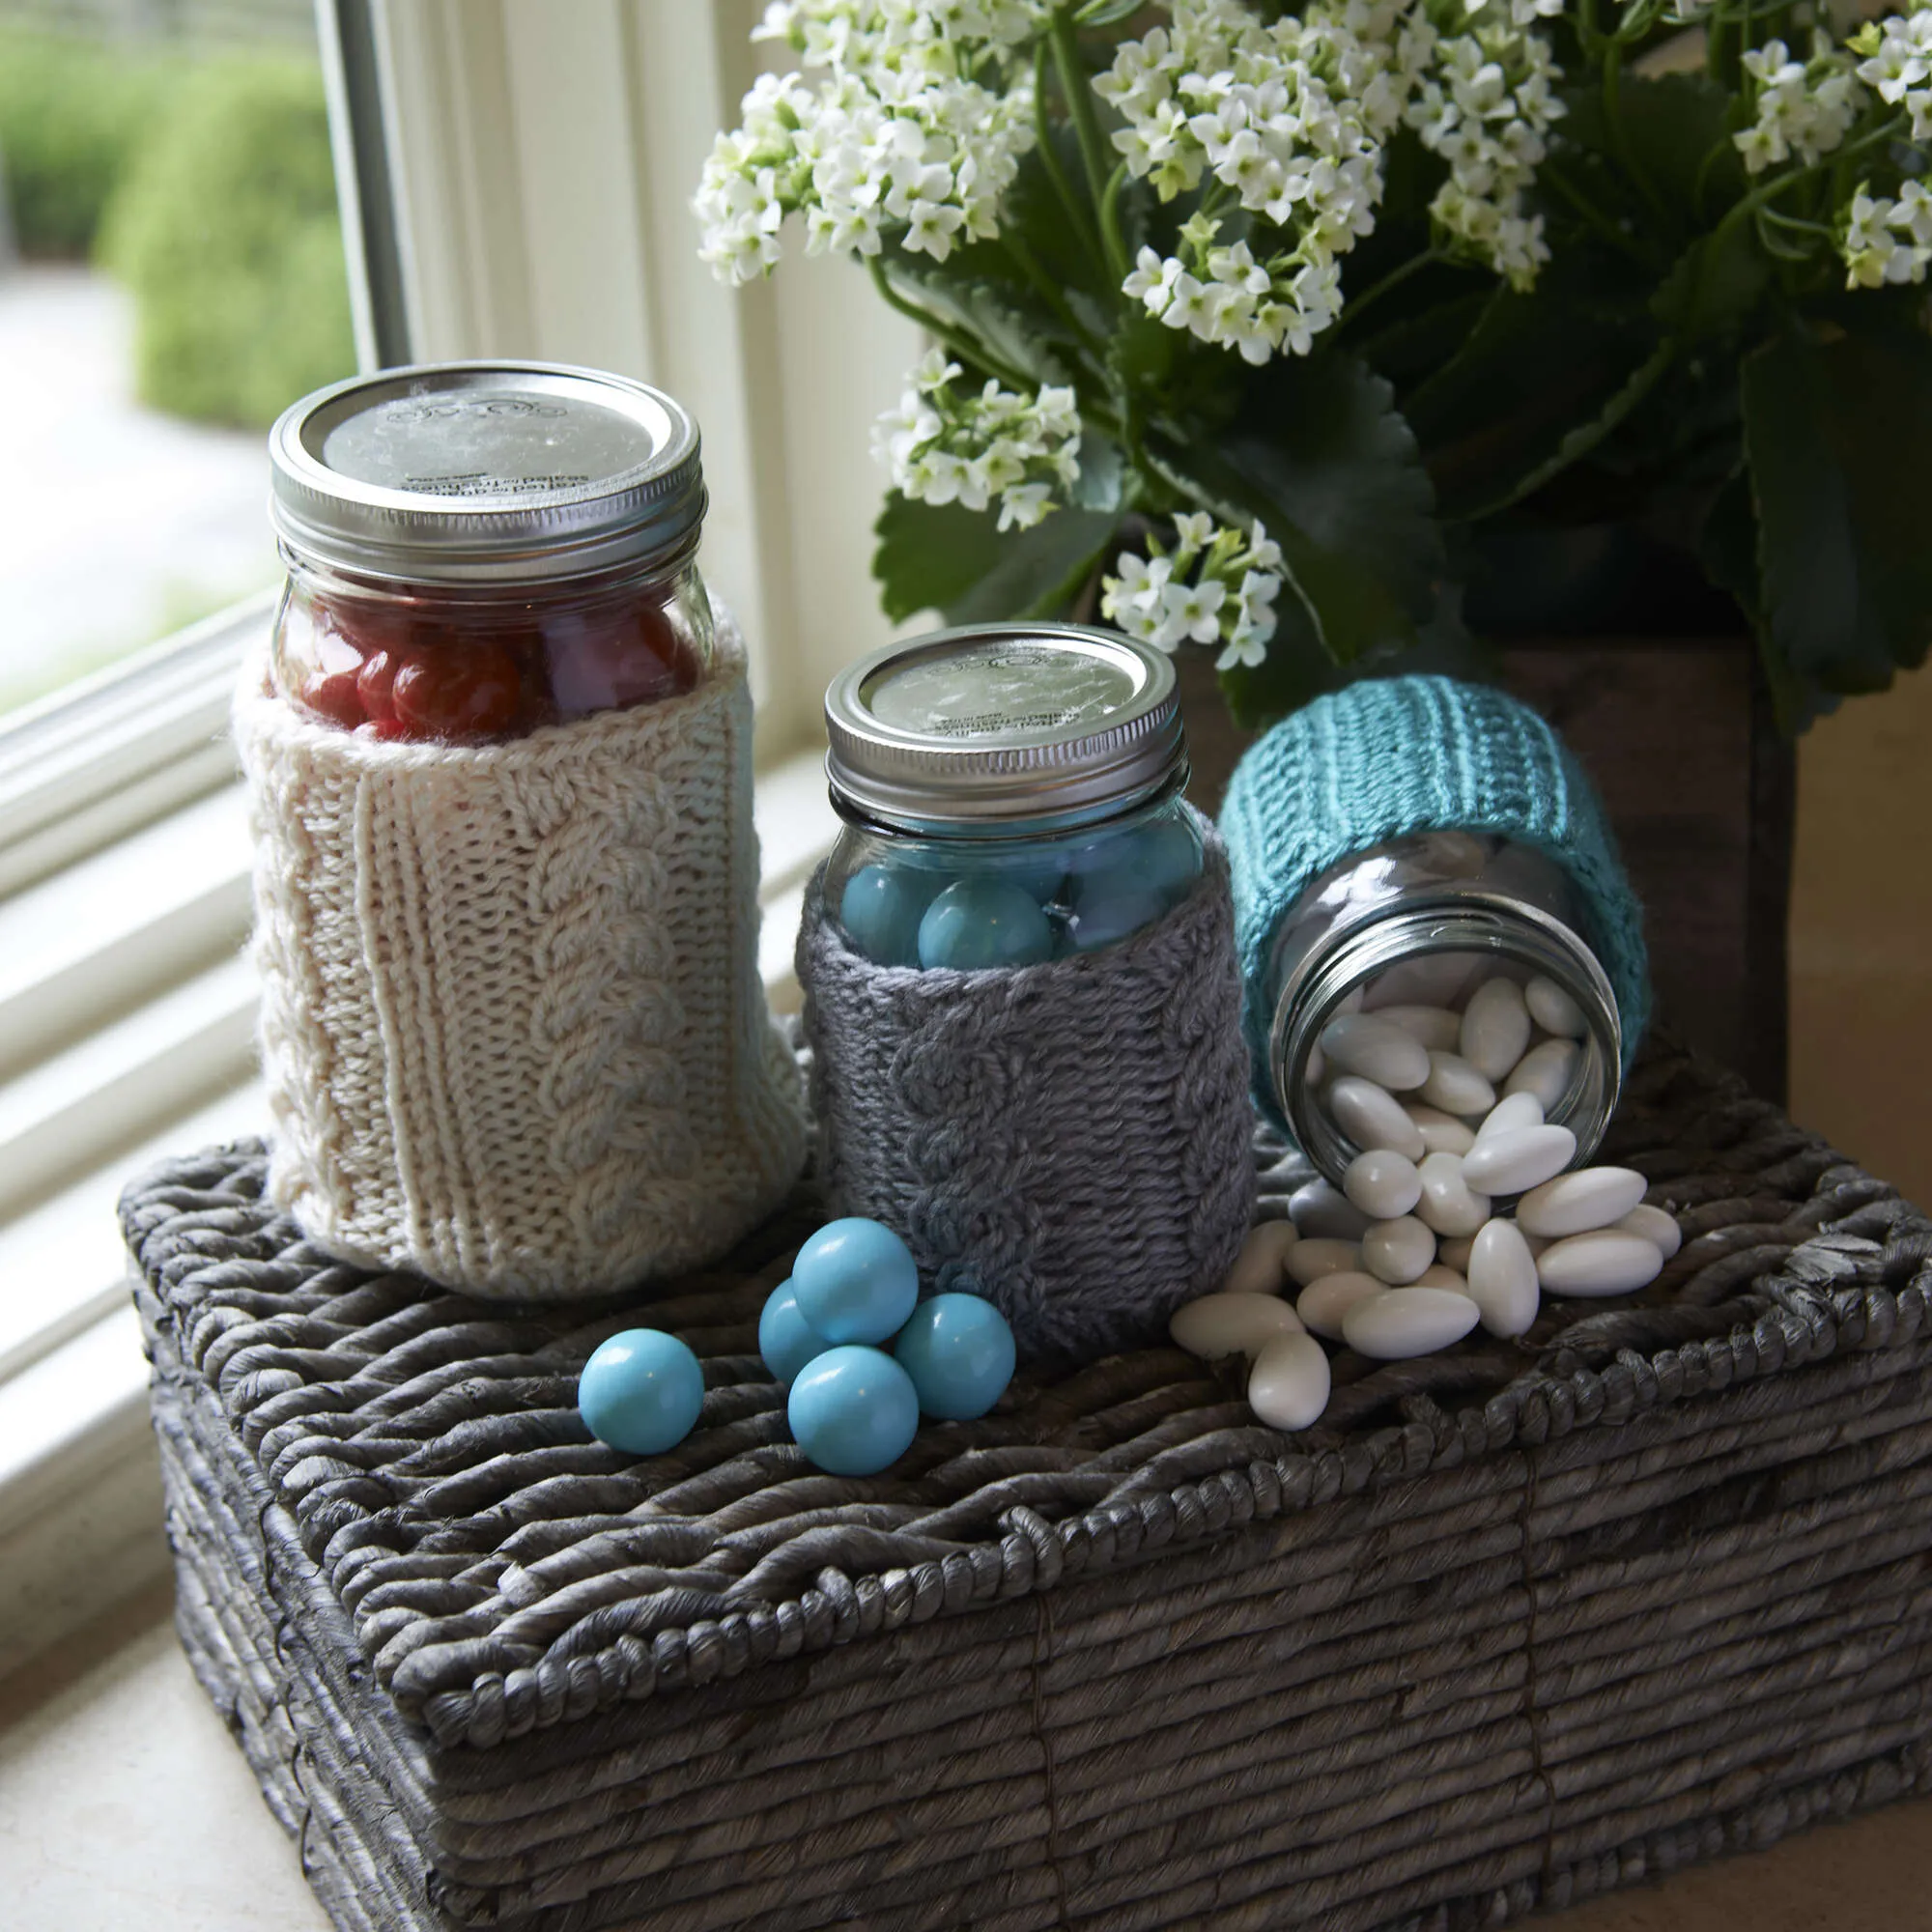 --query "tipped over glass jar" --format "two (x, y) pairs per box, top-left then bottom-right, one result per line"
(819, 623), (1205, 968)
(266, 361), (713, 740)
(1261, 833), (1624, 1182)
